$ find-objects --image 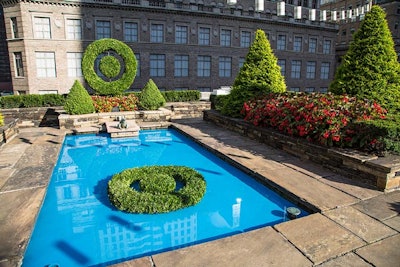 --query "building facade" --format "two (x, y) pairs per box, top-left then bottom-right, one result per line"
(0, 7), (12, 93)
(320, 0), (400, 62)
(0, 0), (338, 95)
